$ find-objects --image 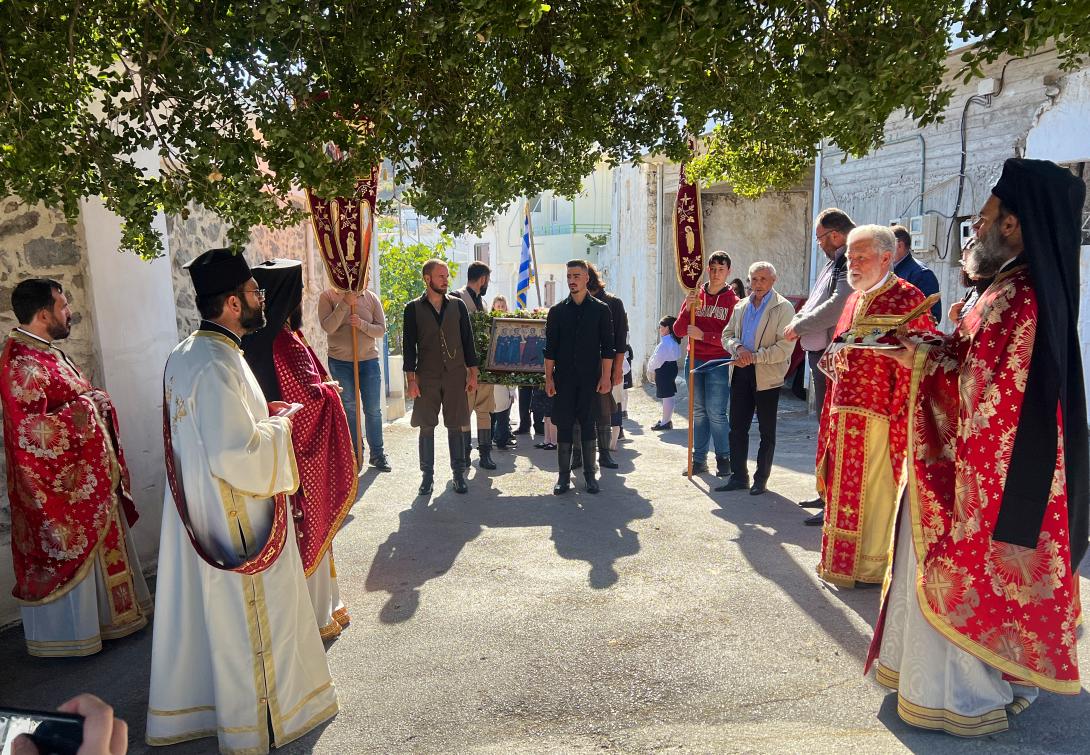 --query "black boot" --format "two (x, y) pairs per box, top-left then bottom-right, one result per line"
(477, 429), (497, 469)
(418, 432), (434, 496)
(598, 425), (619, 469)
(715, 454), (732, 478)
(582, 440), (599, 494)
(463, 430), (473, 467)
(554, 442), (573, 494)
(571, 423), (583, 469)
(449, 430), (468, 494)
